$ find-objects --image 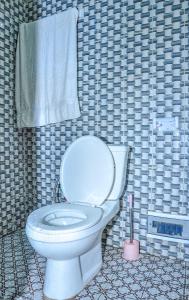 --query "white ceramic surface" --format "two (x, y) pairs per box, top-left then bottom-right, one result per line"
(26, 203), (103, 242)
(60, 135), (115, 206)
(26, 136), (130, 300)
